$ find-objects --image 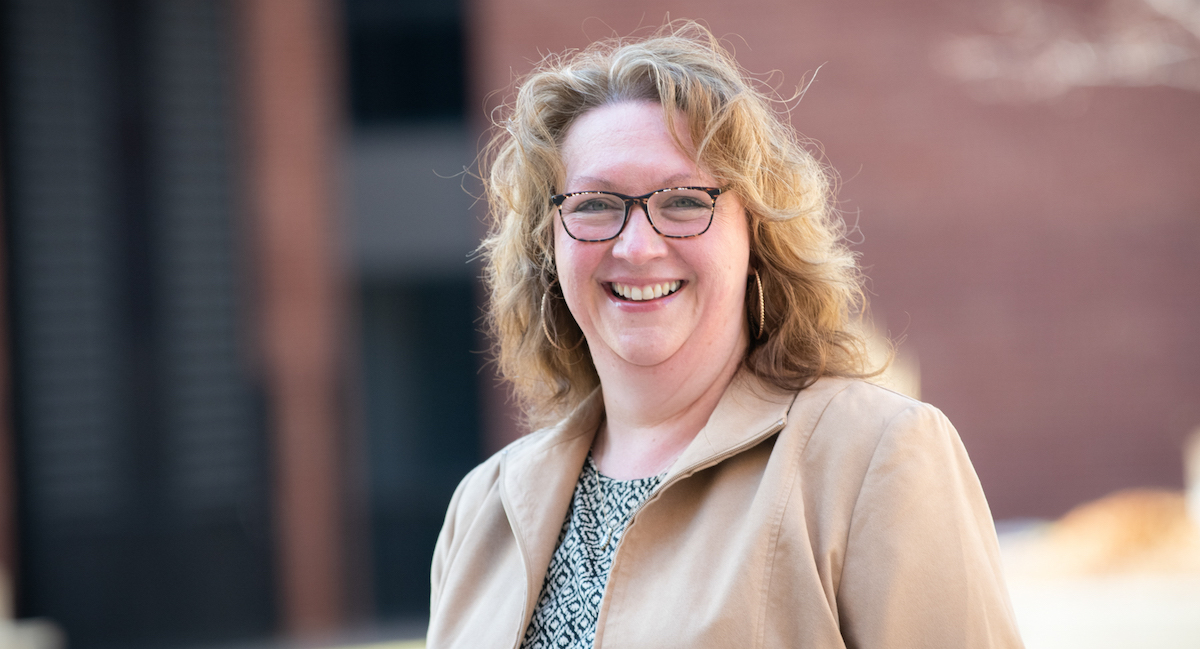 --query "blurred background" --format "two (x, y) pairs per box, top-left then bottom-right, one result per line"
(0, 0), (1197, 648)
